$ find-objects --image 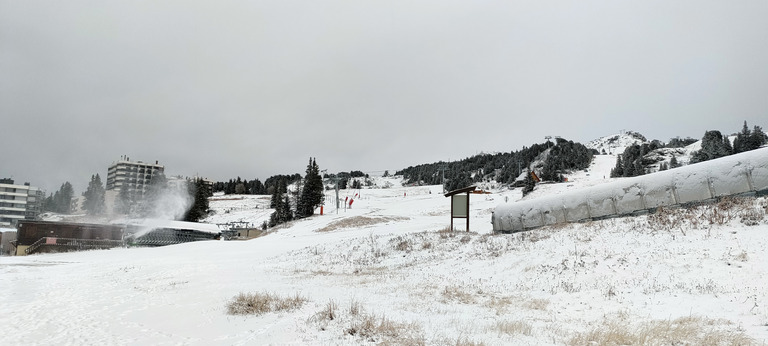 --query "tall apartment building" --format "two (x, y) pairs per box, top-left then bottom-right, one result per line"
(0, 178), (43, 227)
(106, 156), (165, 199)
